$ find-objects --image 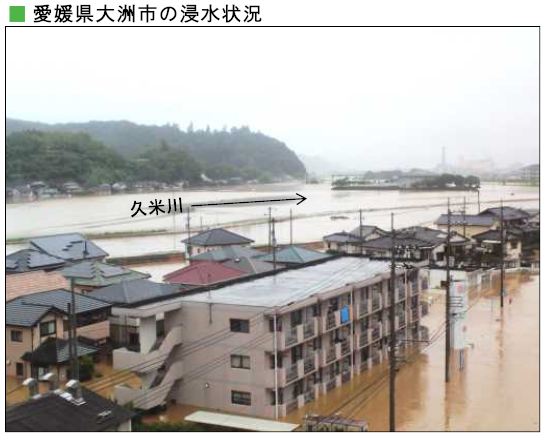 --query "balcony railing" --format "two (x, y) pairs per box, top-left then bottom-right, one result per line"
(326, 378), (336, 392)
(360, 359), (369, 372)
(398, 313), (406, 328)
(285, 398), (299, 414)
(372, 326), (381, 341)
(398, 287), (406, 301)
(326, 312), (336, 330)
(341, 339), (351, 356)
(285, 327), (298, 348)
(412, 281), (421, 294)
(372, 296), (381, 311)
(411, 307), (419, 321)
(304, 389), (315, 404)
(304, 355), (316, 375)
(326, 346), (336, 364)
(286, 364), (299, 383)
(359, 301), (369, 317)
(359, 332), (369, 348)
(303, 321), (315, 339)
